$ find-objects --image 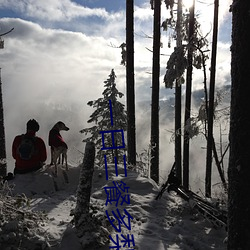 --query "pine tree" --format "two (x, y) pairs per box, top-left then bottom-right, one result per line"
(80, 69), (127, 163)
(228, 0), (250, 248)
(163, 1), (210, 187)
